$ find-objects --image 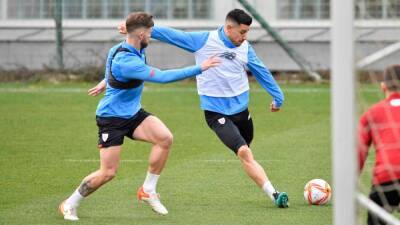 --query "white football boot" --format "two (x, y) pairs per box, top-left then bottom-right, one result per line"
(137, 186), (168, 215)
(58, 200), (79, 221)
